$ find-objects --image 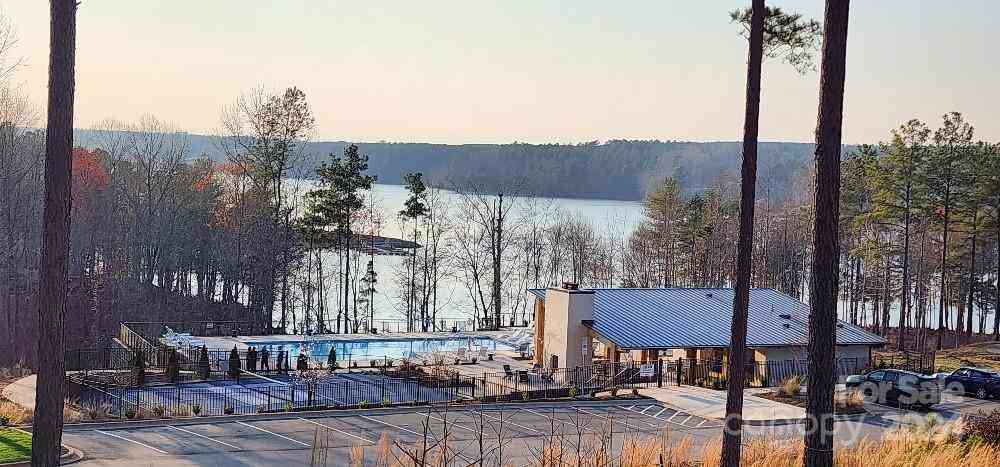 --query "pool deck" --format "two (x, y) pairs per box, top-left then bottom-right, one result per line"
(197, 330), (509, 351)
